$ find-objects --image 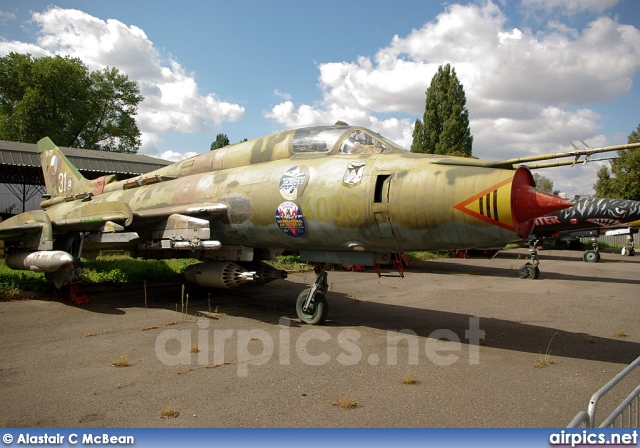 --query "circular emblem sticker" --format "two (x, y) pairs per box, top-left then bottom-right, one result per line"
(50, 155), (59, 175)
(275, 201), (305, 238)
